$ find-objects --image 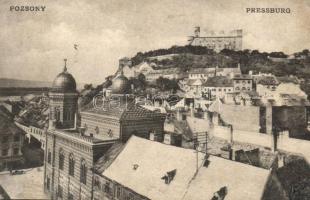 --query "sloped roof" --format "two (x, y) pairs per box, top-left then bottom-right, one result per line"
(81, 101), (166, 121)
(202, 76), (233, 87)
(256, 76), (279, 85)
(186, 116), (210, 133)
(183, 156), (270, 200)
(102, 136), (205, 200)
(279, 93), (310, 106)
(277, 76), (299, 84)
(102, 136), (270, 200)
(233, 74), (253, 80)
(208, 98), (223, 113)
(186, 79), (204, 86)
(0, 110), (21, 135)
(189, 67), (215, 74)
(94, 142), (125, 174)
